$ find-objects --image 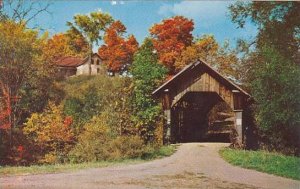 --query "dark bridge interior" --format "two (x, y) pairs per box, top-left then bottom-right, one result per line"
(170, 92), (233, 143)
